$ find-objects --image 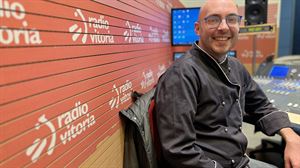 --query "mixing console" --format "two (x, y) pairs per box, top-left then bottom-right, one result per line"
(253, 56), (300, 122)
(253, 77), (300, 114)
